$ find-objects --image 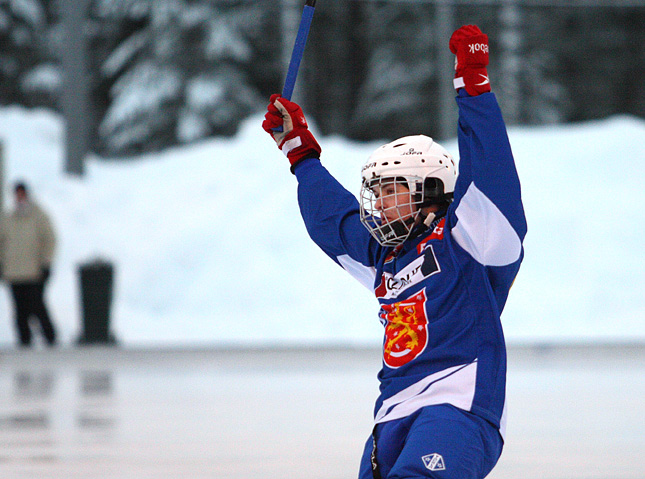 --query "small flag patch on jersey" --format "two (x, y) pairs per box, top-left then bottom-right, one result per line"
(422, 453), (446, 471)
